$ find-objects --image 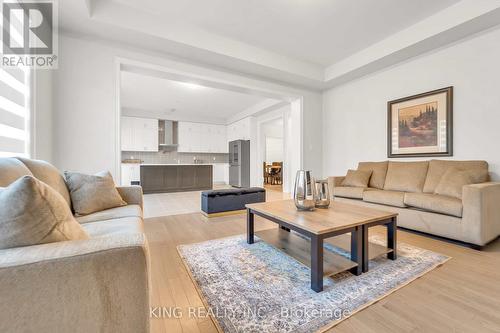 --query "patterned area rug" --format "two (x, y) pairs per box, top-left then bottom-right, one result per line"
(178, 232), (450, 333)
